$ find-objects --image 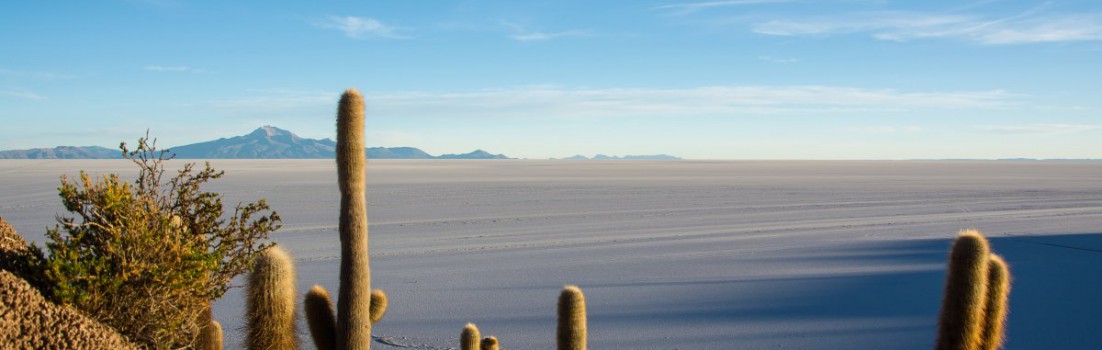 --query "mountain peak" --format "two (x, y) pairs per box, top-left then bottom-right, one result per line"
(252, 125), (292, 137)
